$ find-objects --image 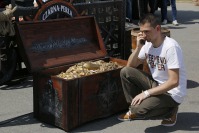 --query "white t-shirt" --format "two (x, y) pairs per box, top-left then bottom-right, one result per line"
(138, 36), (187, 103)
